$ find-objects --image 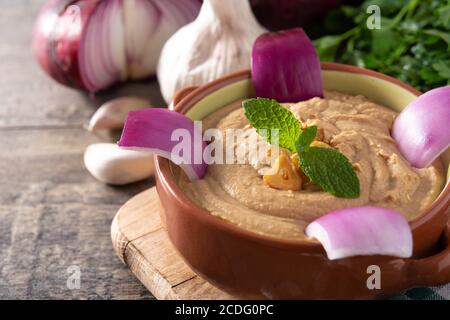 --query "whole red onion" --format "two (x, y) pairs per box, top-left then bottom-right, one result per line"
(33, 0), (201, 92)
